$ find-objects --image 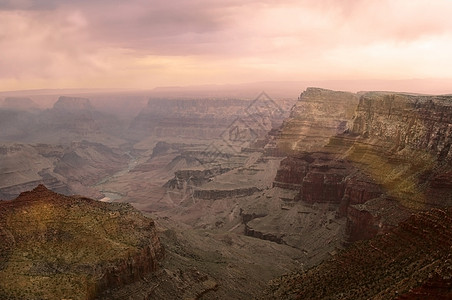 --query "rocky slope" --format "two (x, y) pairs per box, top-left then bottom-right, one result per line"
(1, 88), (450, 299)
(0, 185), (164, 300)
(263, 208), (452, 299)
